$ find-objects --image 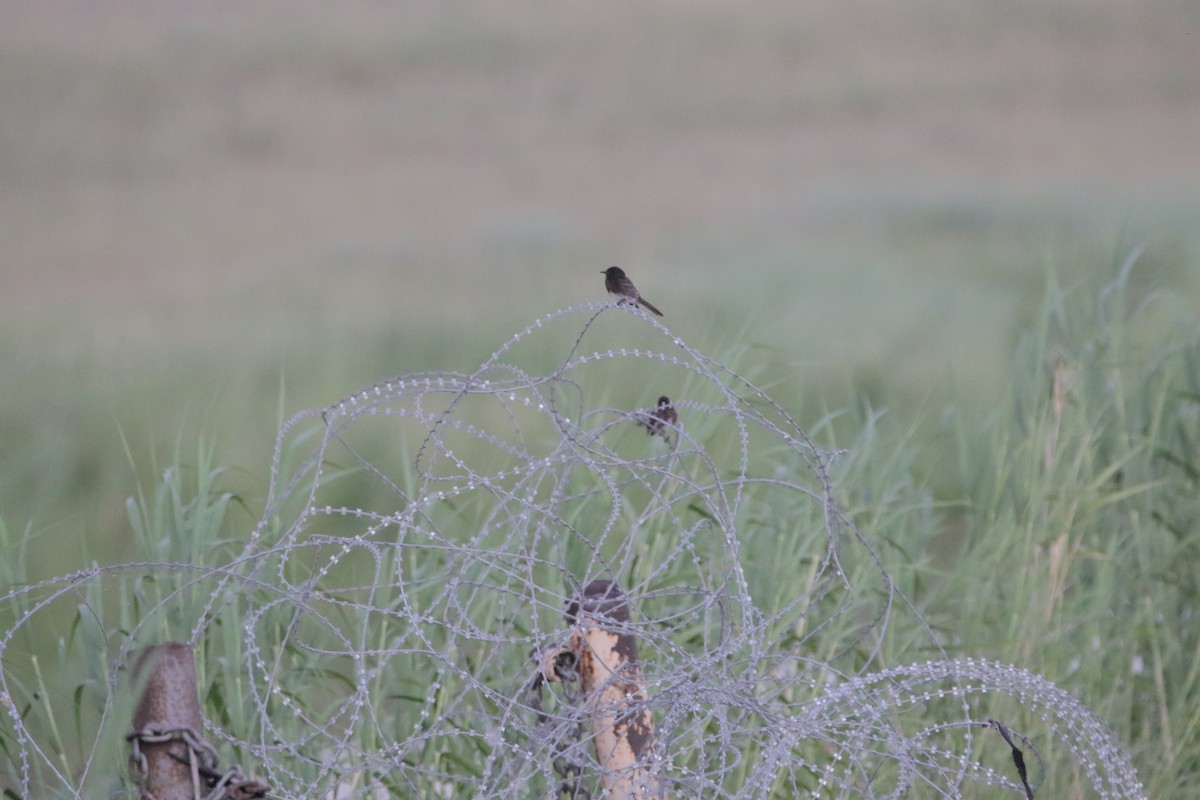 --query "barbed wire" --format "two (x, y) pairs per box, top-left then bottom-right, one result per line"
(0, 302), (1144, 798)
